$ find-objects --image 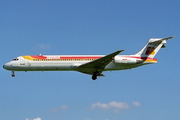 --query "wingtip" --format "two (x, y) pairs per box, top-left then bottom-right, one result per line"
(119, 50), (124, 52)
(169, 36), (175, 39)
